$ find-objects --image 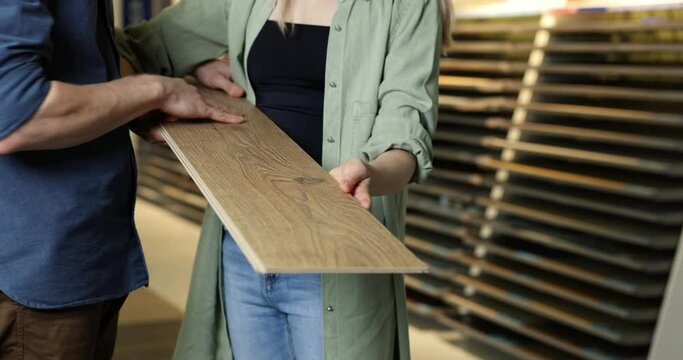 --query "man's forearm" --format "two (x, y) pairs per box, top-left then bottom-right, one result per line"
(368, 149), (417, 196)
(0, 75), (165, 153)
(0, 71), (241, 154)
